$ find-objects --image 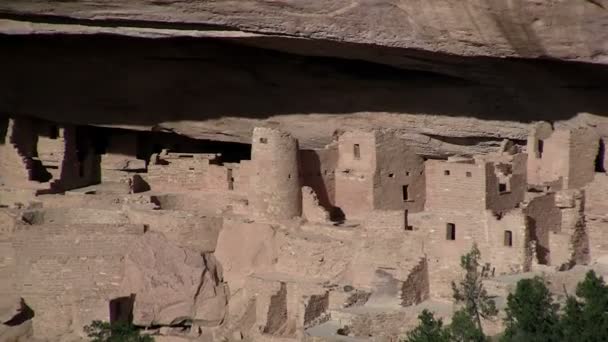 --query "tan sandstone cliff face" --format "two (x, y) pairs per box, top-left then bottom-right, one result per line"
(0, 0), (607, 64)
(0, 1), (607, 158)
